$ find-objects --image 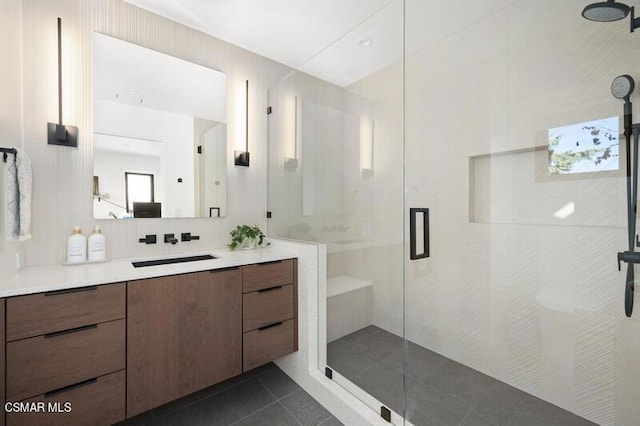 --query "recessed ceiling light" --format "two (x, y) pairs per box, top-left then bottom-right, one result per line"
(358, 38), (373, 47)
